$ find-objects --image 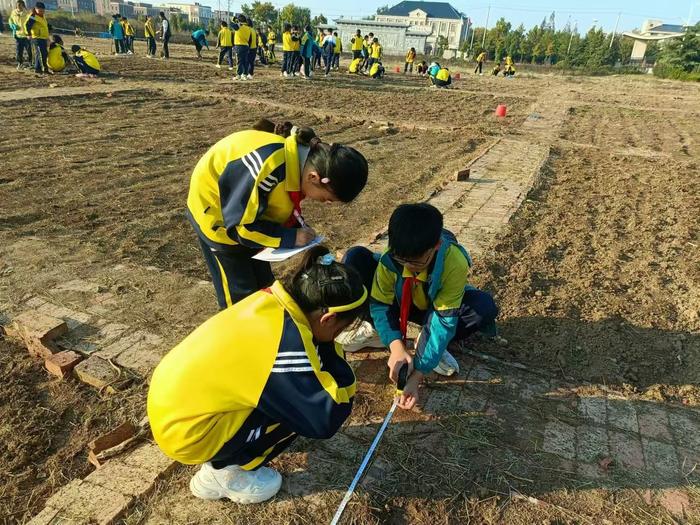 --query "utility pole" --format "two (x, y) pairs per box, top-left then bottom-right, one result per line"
(481, 4), (490, 49)
(468, 16), (476, 55)
(610, 12), (621, 48)
(567, 21), (577, 55)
